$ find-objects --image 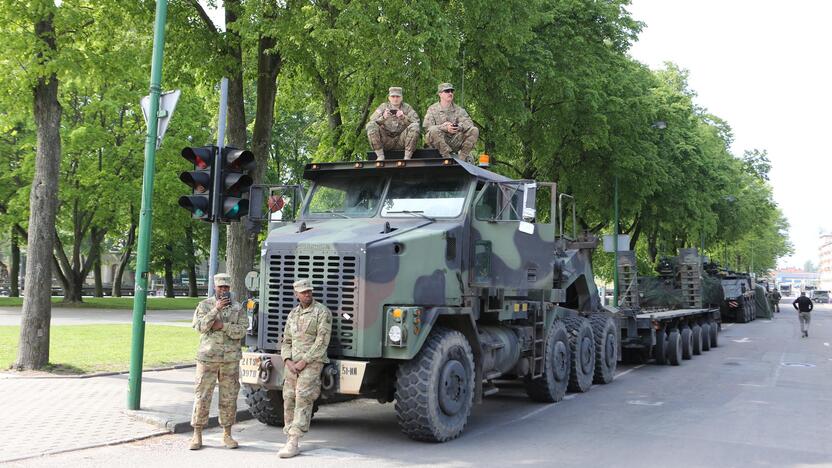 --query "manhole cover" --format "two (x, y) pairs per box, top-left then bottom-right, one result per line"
(781, 362), (816, 368)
